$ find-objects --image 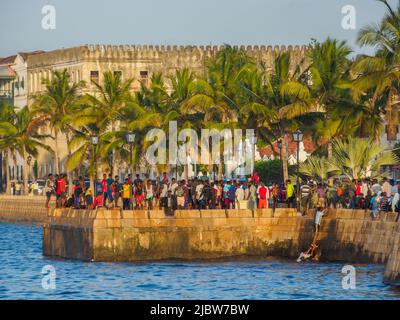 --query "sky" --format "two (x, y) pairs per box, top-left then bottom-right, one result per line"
(0, 0), (396, 57)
